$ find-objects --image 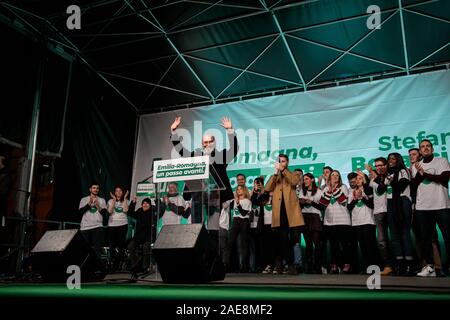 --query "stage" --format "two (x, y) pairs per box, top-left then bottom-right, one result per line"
(1, 273), (450, 301)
